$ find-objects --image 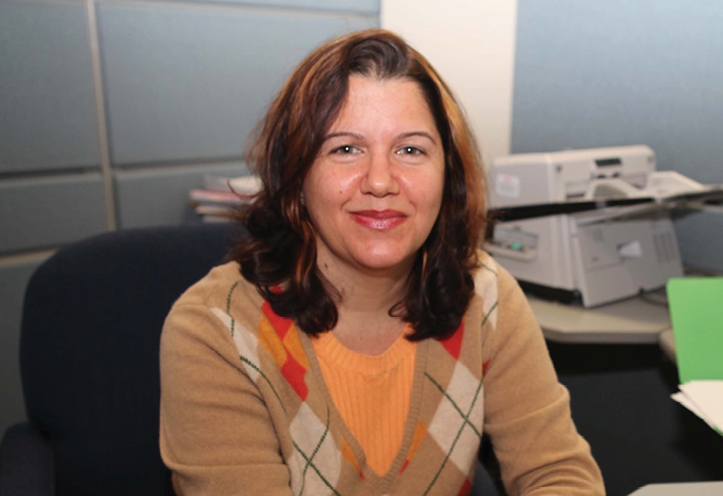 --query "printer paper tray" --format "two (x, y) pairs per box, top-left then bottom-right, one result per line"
(490, 186), (723, 224)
